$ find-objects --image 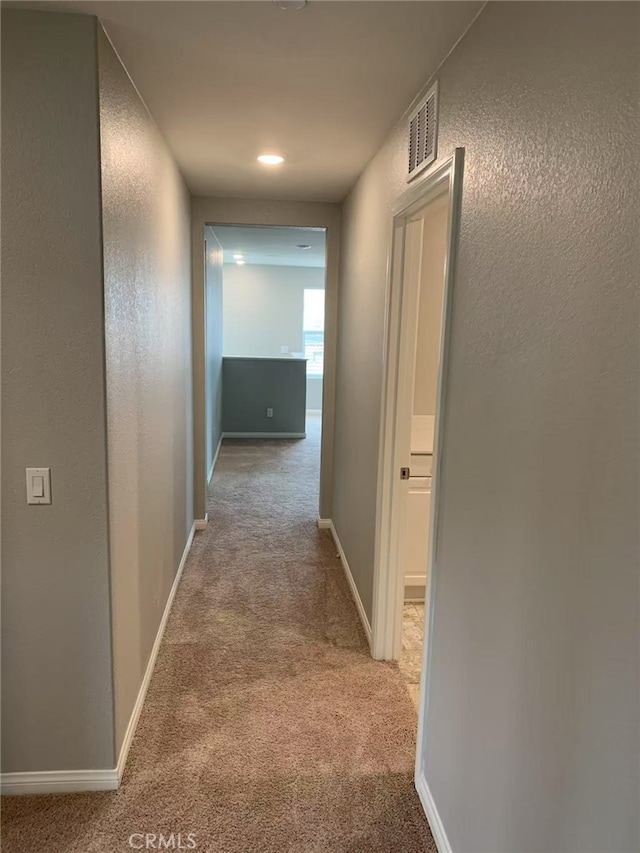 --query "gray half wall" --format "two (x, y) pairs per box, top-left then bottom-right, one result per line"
(222, 358), (307, 435)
